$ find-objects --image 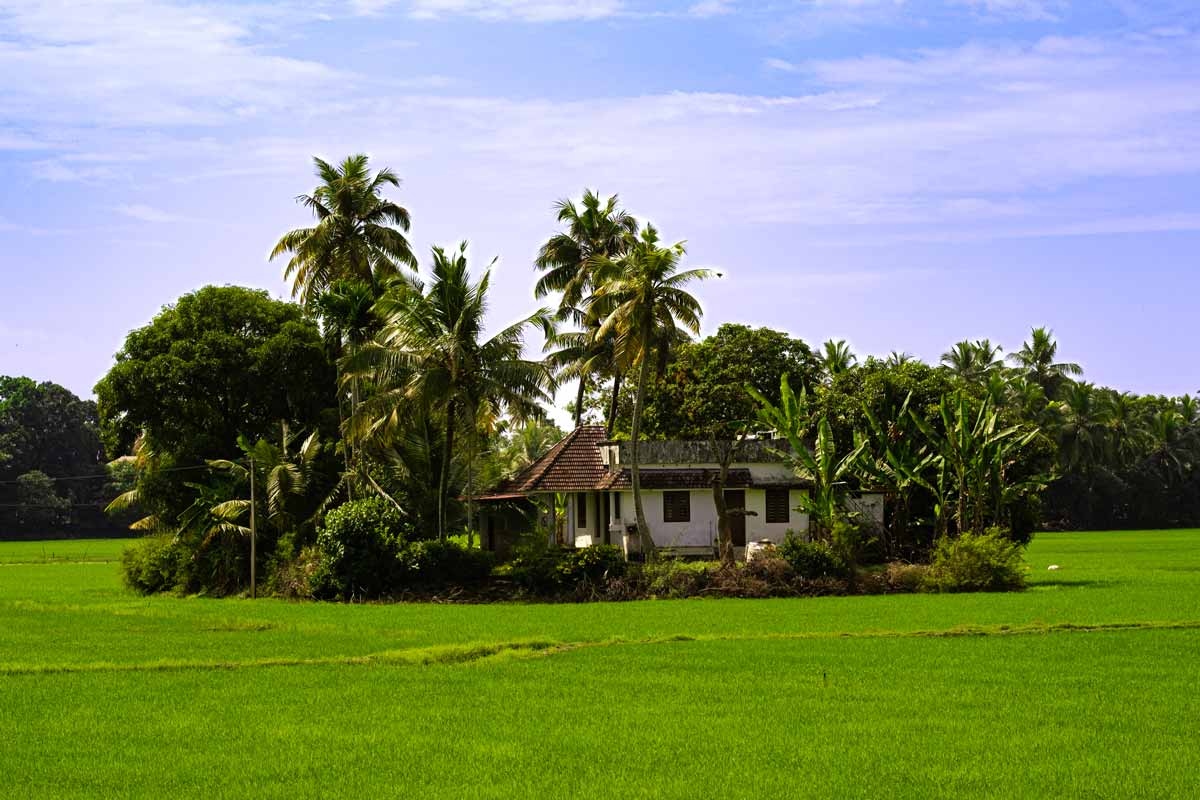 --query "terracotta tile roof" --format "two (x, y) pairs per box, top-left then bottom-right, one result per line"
(479, 425), (610, 497)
